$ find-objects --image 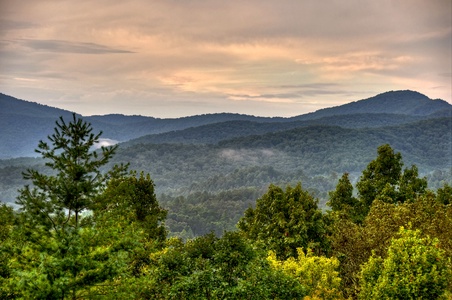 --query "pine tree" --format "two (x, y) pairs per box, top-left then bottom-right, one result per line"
(17, 113), (119, 229)
(10, 114), (135, 298)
